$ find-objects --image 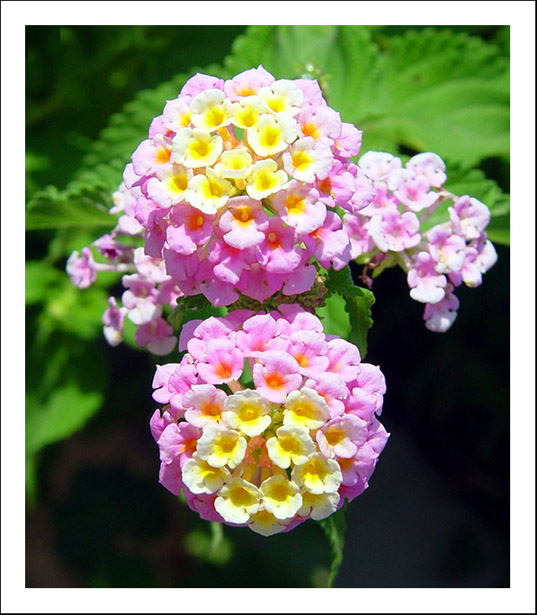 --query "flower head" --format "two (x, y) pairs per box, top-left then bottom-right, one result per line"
(150, 307), (388, 535)
(117, 65), (372, 306)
